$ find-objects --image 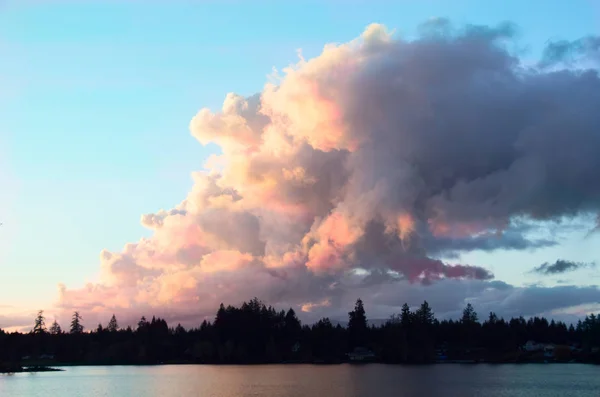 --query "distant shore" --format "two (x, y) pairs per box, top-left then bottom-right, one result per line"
(7, 359), (596, 370)
(0, 365), (64, 374)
